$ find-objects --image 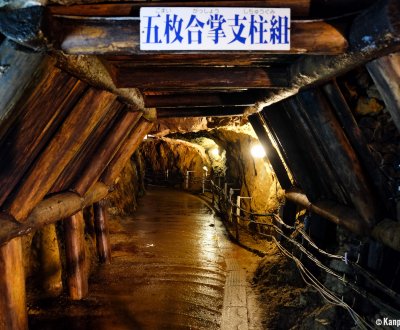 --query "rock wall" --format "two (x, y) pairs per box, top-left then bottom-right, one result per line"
(140, 137), (211, 191)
